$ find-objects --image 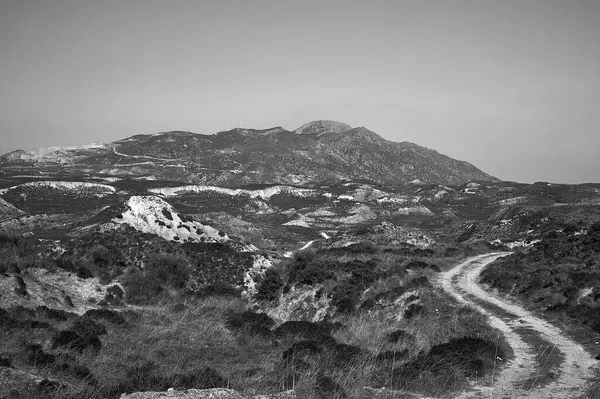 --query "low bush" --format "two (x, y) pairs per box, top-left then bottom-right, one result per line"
(225, 310), (274, 337)
(0, 357), (12, 368)
(389, 337), (505, 393)
(84, 308), (127, 325)
(35, 305), (77, 321)
(385, 329), (411, 343)
(315, 373), (347, 399)
(122, 269), (164, 305)
(193, 282), (239, 298)
(254, 271), (284, 302)
(282, 340), (322, 361)
(404, 304), (425, 319)
(274, 321), (341, 343)
(51, 317), (107, 353)
(168, 366), (230, 390)
(24, 344), (55, 366)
